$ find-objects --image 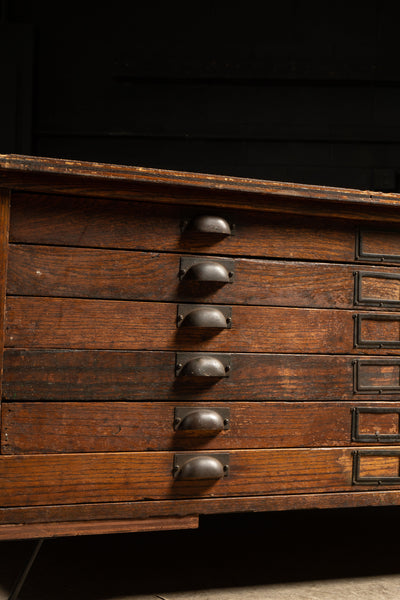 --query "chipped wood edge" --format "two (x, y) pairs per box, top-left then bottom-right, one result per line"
(0, 515), (199, 540)
(1, 153), (400, 210)
(0, 190), (10, 428)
